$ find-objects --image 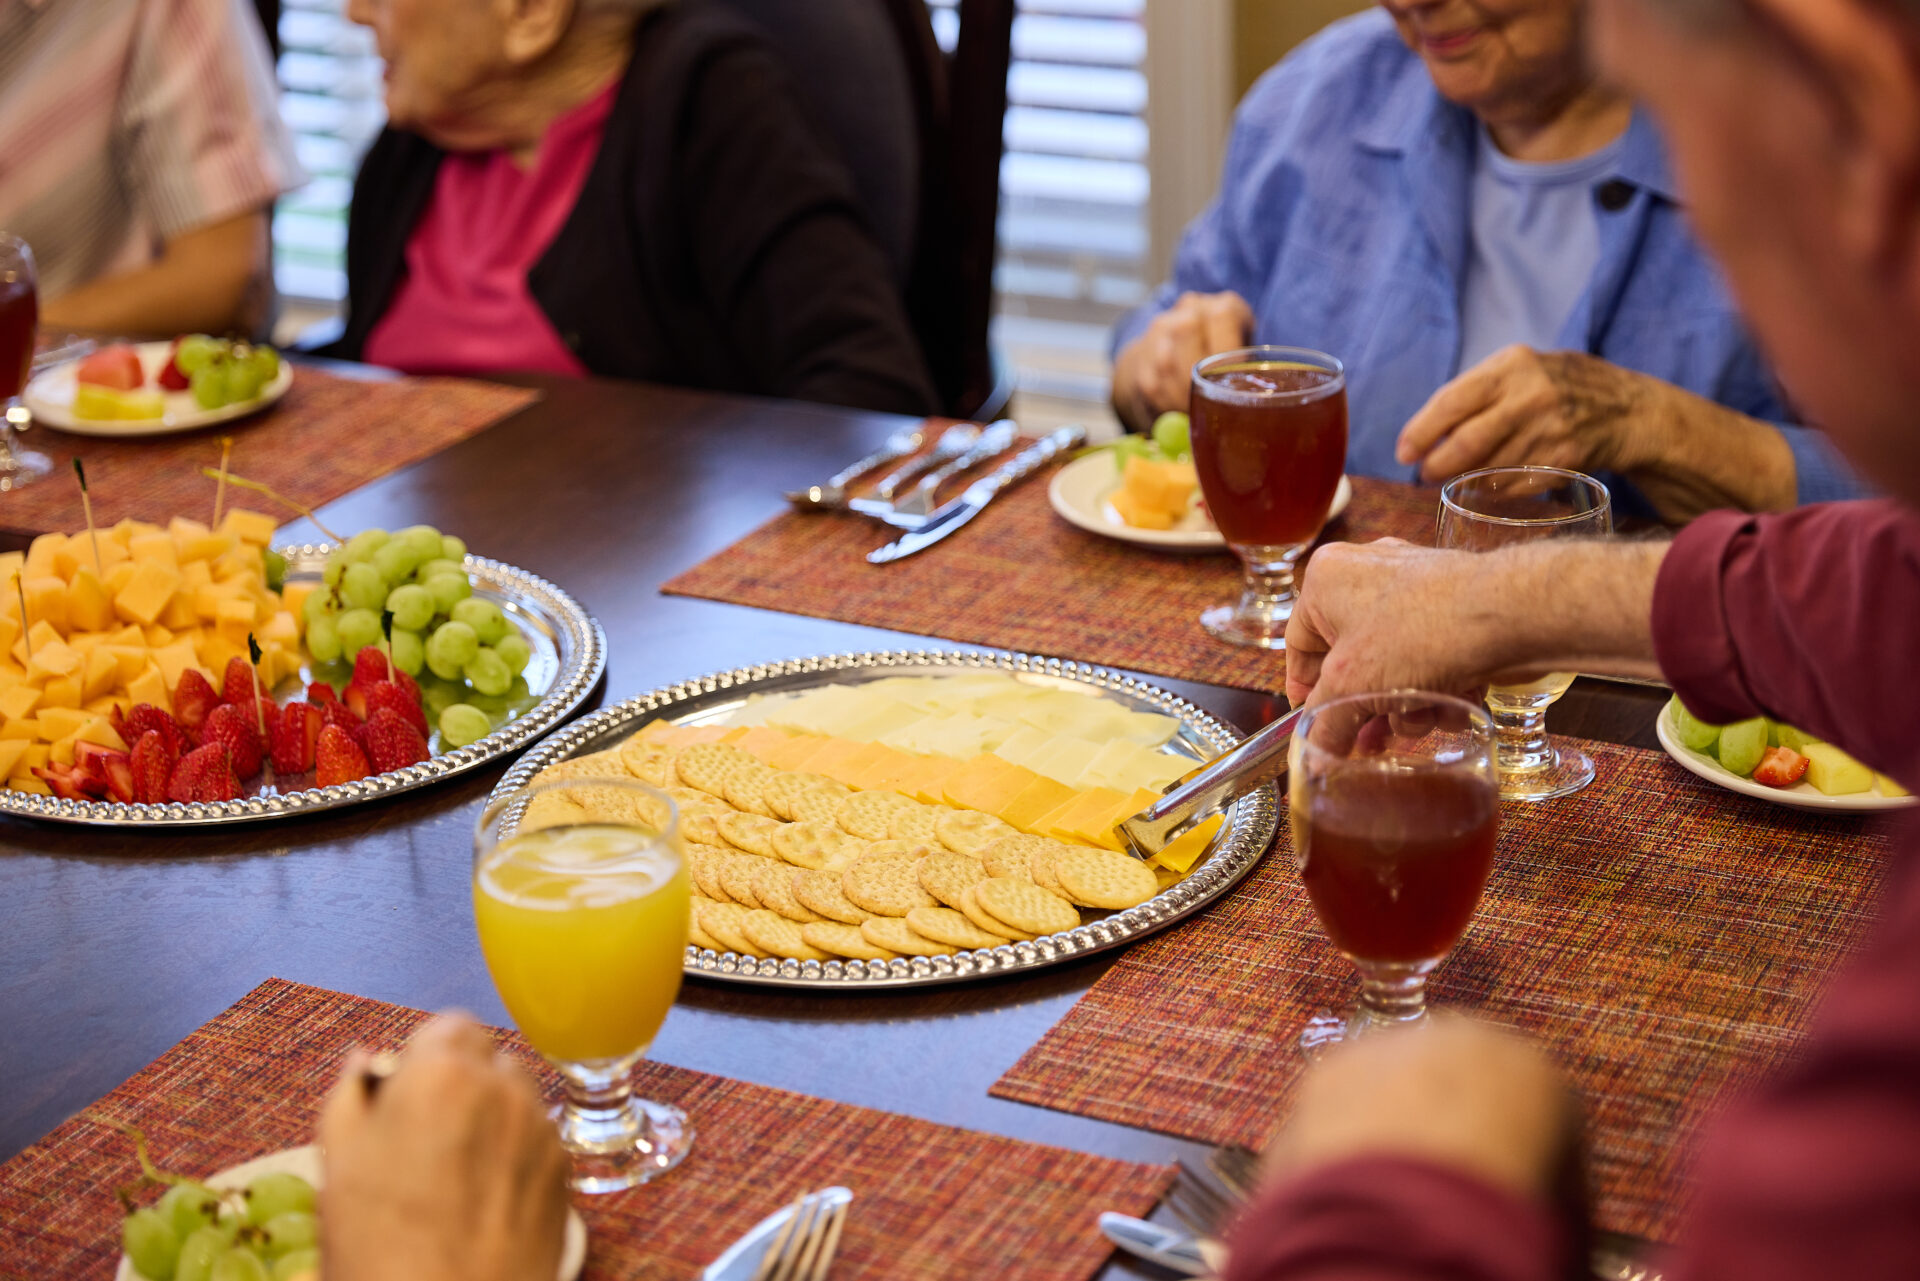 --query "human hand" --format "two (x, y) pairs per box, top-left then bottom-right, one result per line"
(1112, 291), (1254, 431)
(317, 1015), (570, 1281)
(1396, 346), (1654, 483)
(1263, 1017), (1579, 1204)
